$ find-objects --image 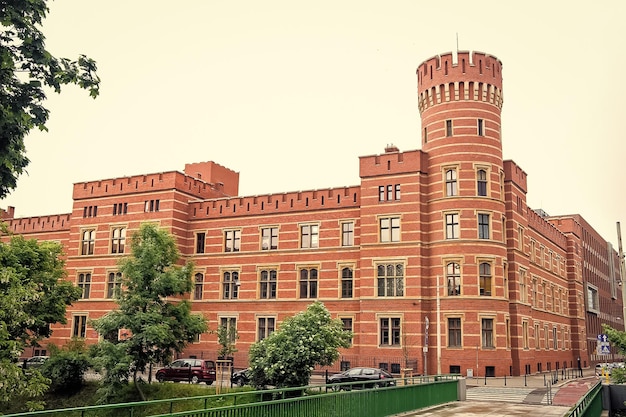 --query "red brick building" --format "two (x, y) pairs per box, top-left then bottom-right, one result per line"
(2, 50), (623, 377)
